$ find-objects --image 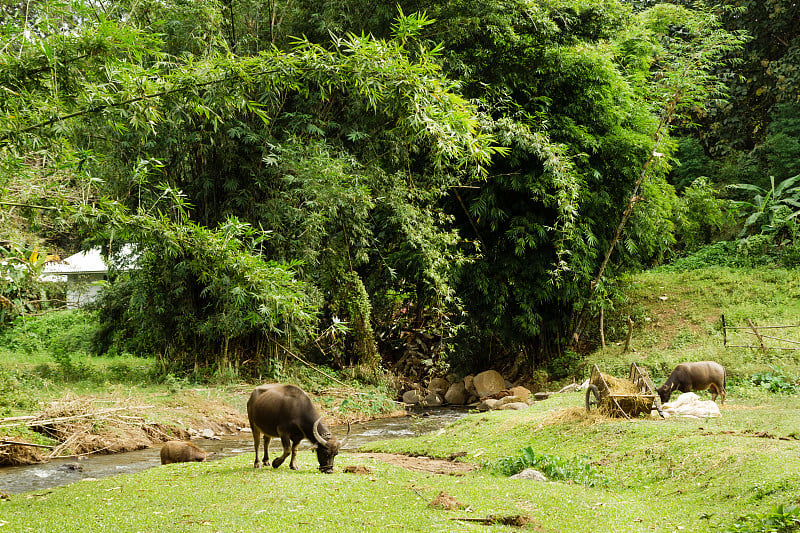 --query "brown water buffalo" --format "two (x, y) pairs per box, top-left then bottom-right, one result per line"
(247, 383), (349, 473)
(160, 441), (213, 465)
(657, 361), (726, 404)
